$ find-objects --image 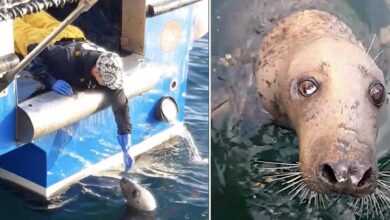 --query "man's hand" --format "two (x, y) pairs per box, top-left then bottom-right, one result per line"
(51, 80), (73, 96)
(117, 134), (134, 171)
